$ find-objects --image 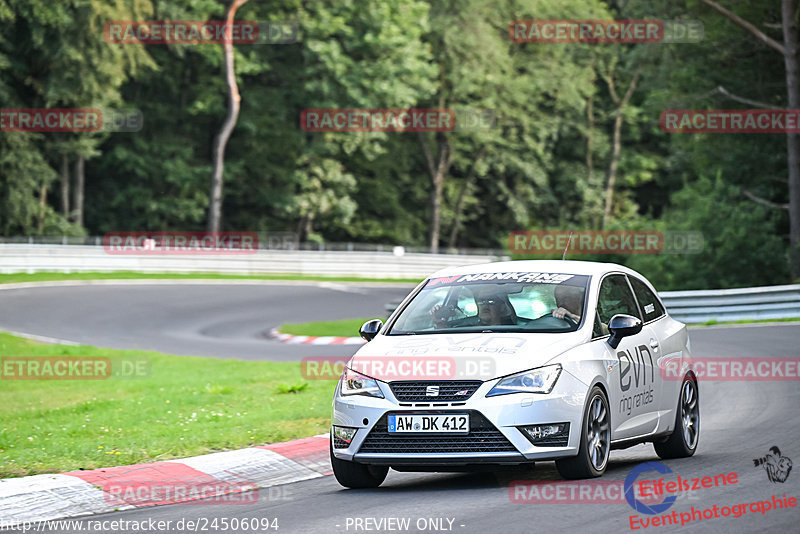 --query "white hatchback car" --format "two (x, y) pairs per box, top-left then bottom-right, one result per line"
(330, 260), (699, 488)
